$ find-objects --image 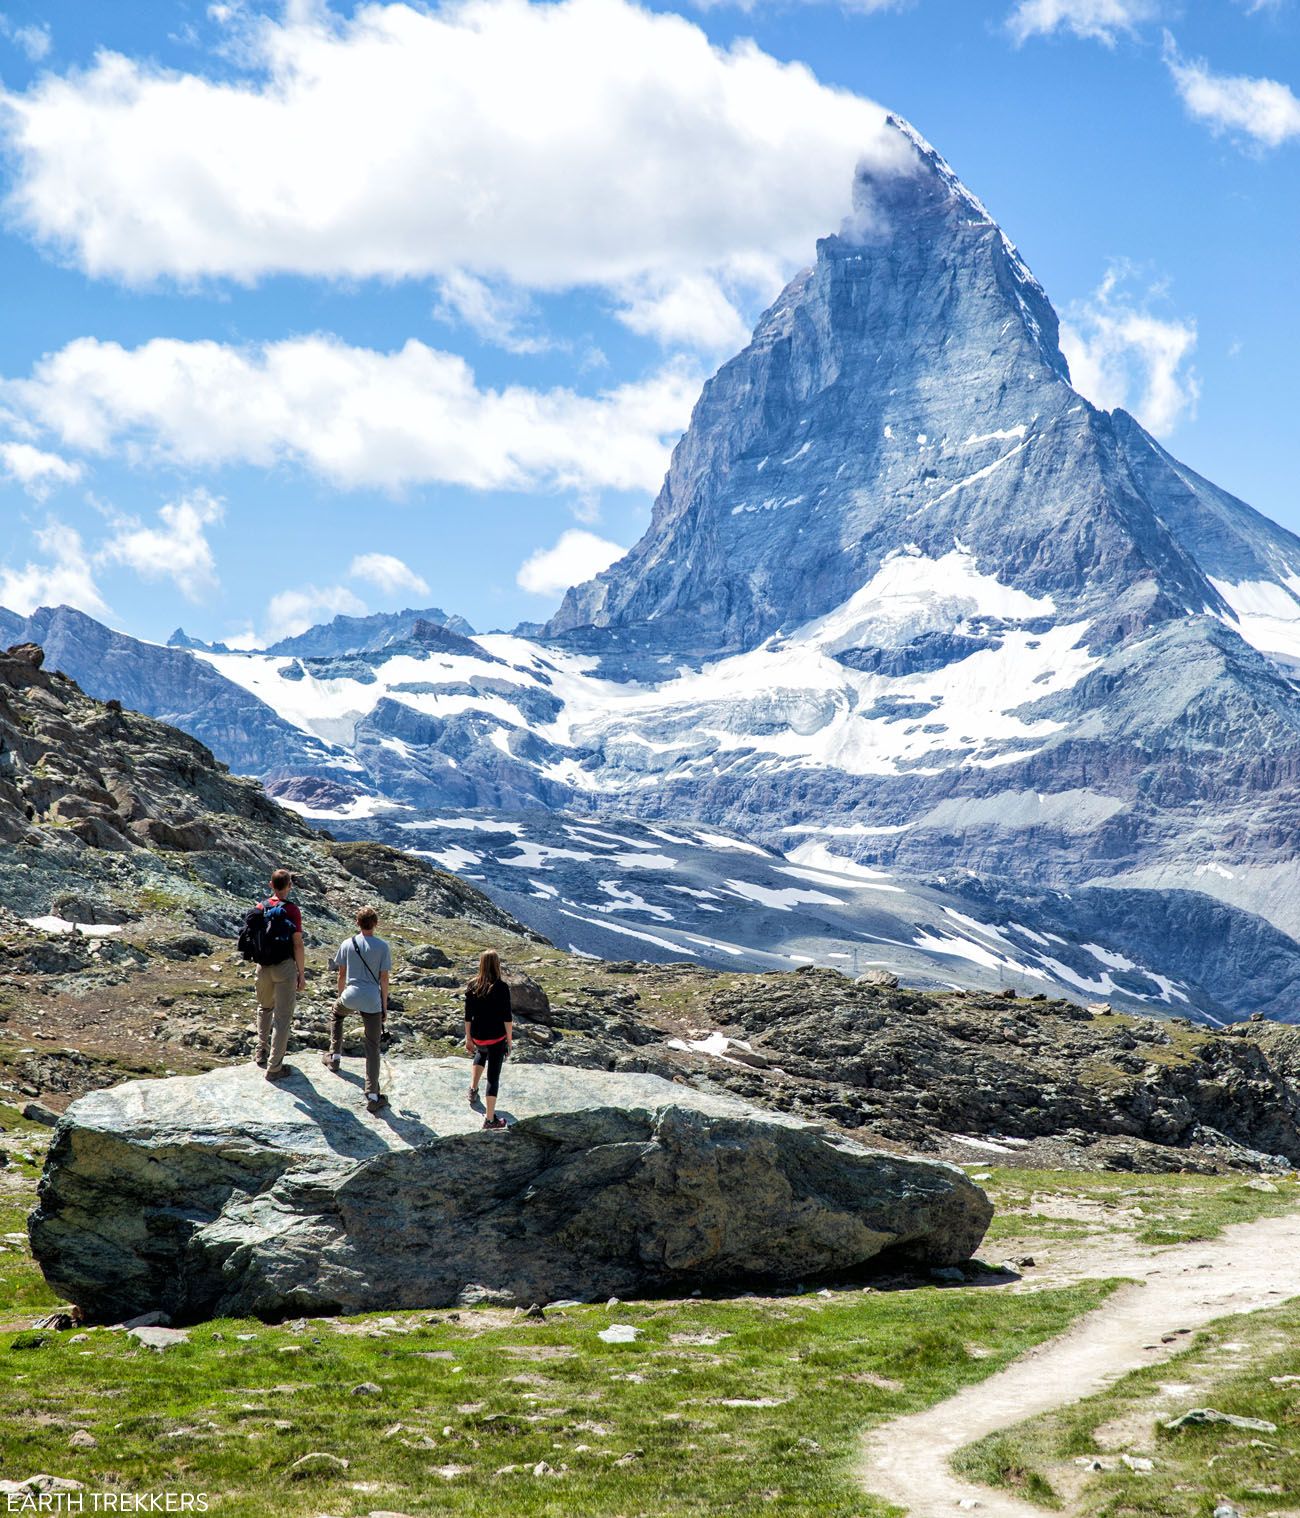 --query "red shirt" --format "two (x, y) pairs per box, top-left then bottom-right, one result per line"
(264, 895), (303, 934)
